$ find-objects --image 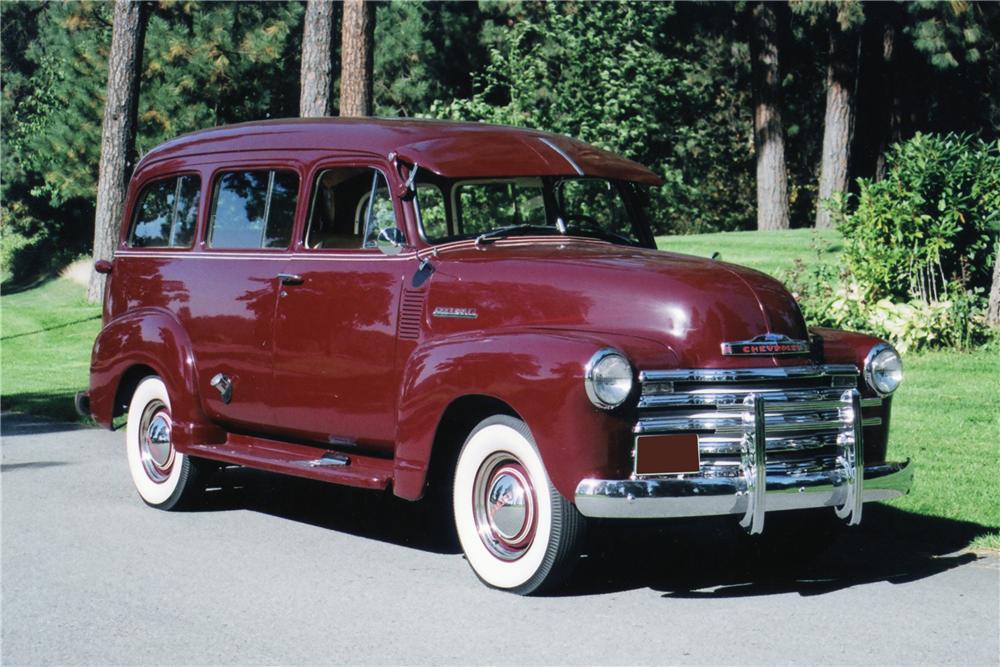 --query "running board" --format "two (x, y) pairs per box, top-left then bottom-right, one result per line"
(187, 434), (392, 491)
